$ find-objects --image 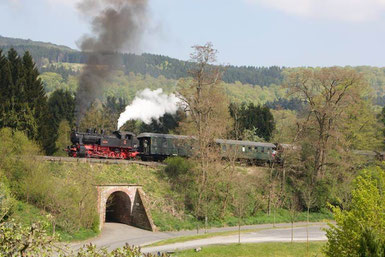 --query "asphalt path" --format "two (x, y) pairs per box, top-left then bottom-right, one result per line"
(142, 225), (327, 254)
(70, 222), (329, 253)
